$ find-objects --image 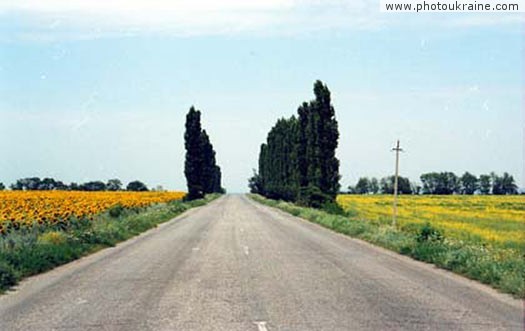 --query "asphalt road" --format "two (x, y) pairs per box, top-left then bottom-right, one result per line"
(0, 195), (522, 330)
